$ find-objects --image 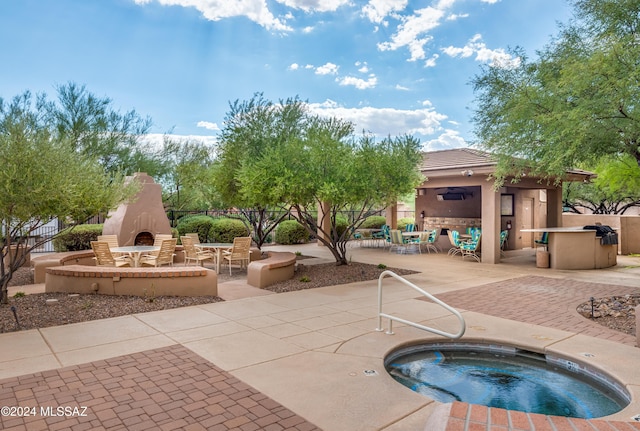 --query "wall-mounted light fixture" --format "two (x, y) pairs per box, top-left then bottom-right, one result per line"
(461, 170), (474, 177)
(420, 210), (425, 218)
(418, 188), (427, 196)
